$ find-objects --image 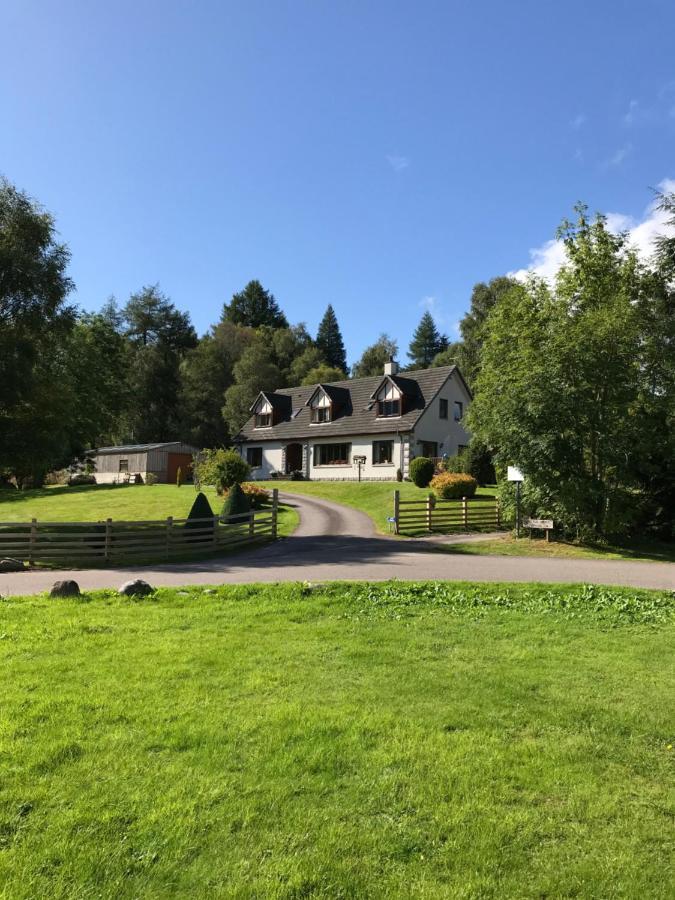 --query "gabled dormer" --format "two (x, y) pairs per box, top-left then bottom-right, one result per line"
(250, 391), (291, 428)
(371, 376), (403, 418)
(305, 385), (331, 423)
